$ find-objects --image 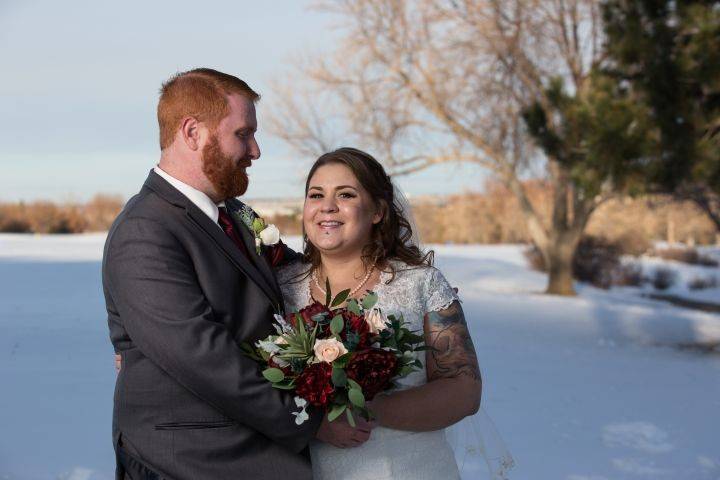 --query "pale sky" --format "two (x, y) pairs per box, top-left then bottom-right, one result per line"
(0, 0), (485, 202)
